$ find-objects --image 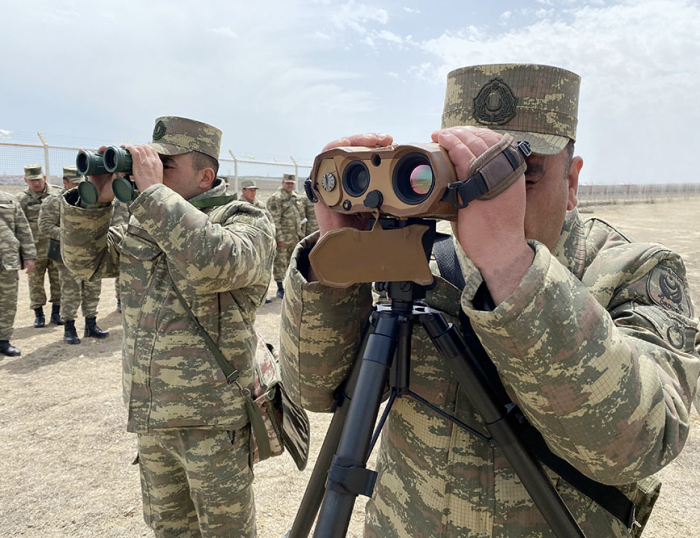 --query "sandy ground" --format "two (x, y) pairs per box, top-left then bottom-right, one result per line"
(0, 188), (698, 538)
